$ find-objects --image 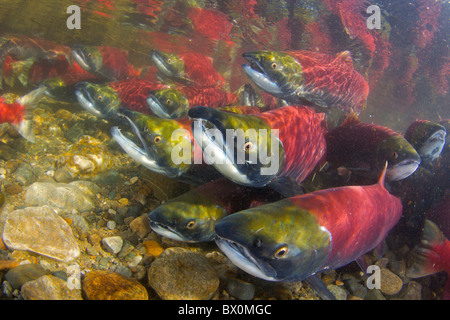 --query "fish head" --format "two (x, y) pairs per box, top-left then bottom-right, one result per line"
(148, 192), (228, 242)
(215, 201), (332, 281)
(147, 88), (189, 119)
(75, 82), (121, 118)
(189, 106), (284, 187)
(377, 136), (421, 181)
(151, 49), (185, 79)
(242, 51), (303, 97)
(112, 111), (193, 177)
(71, 44), (103, 73)
(405, 121), (447, 162)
